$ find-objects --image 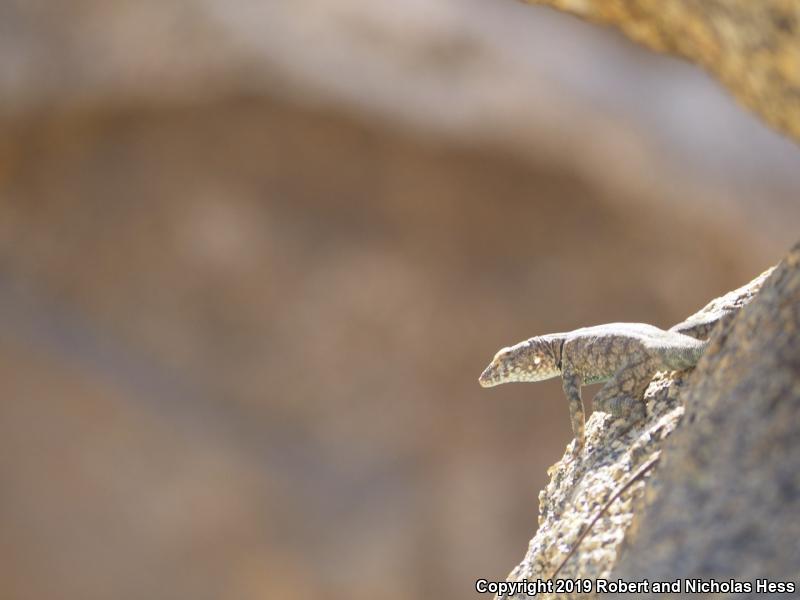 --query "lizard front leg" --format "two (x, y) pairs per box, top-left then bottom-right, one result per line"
(560, 364), (585, 451)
